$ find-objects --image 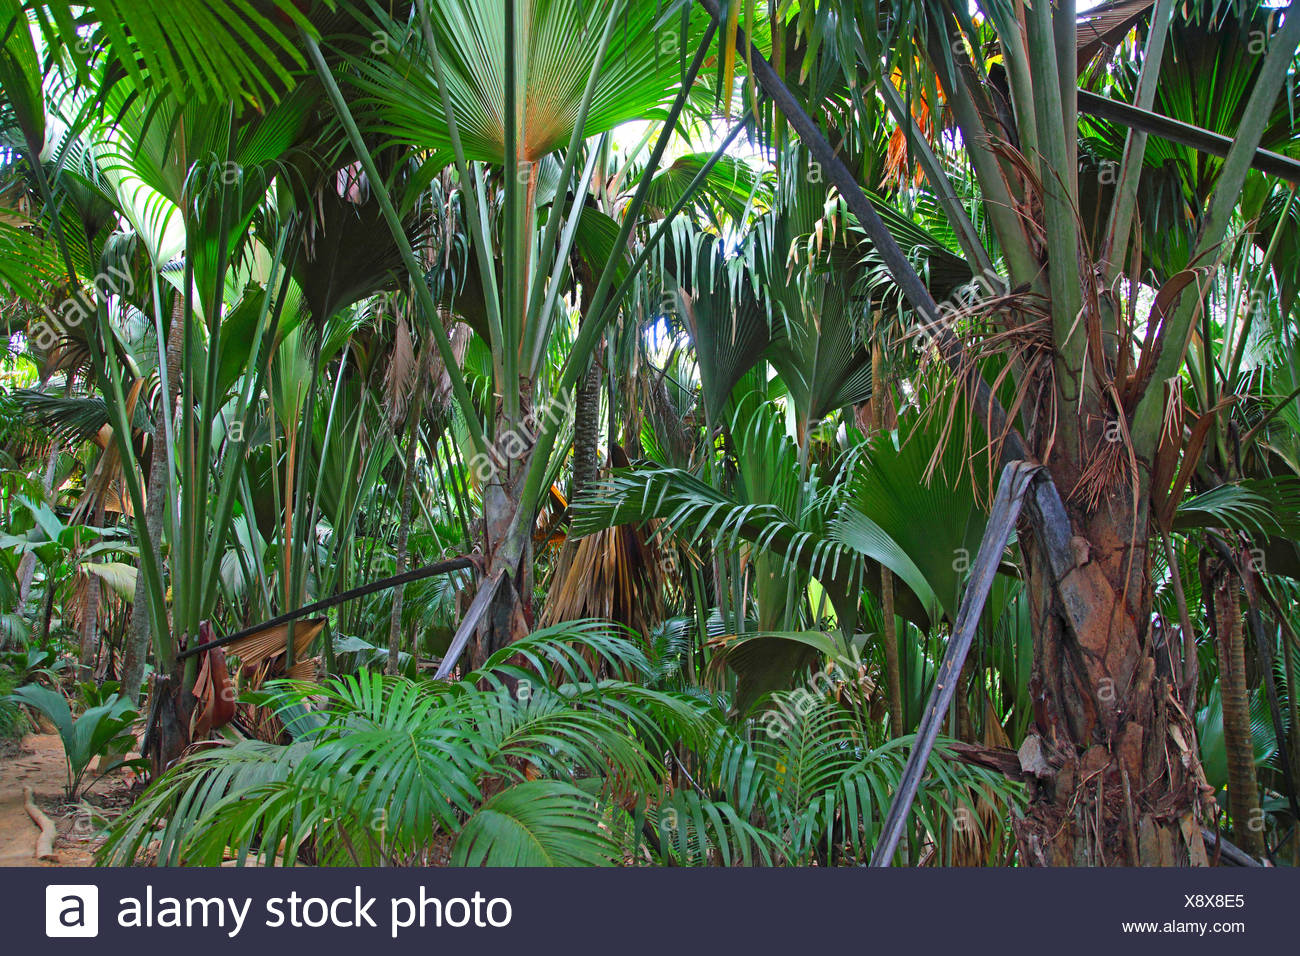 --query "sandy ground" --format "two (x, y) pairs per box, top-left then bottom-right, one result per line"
(0, 734), (138, 867)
